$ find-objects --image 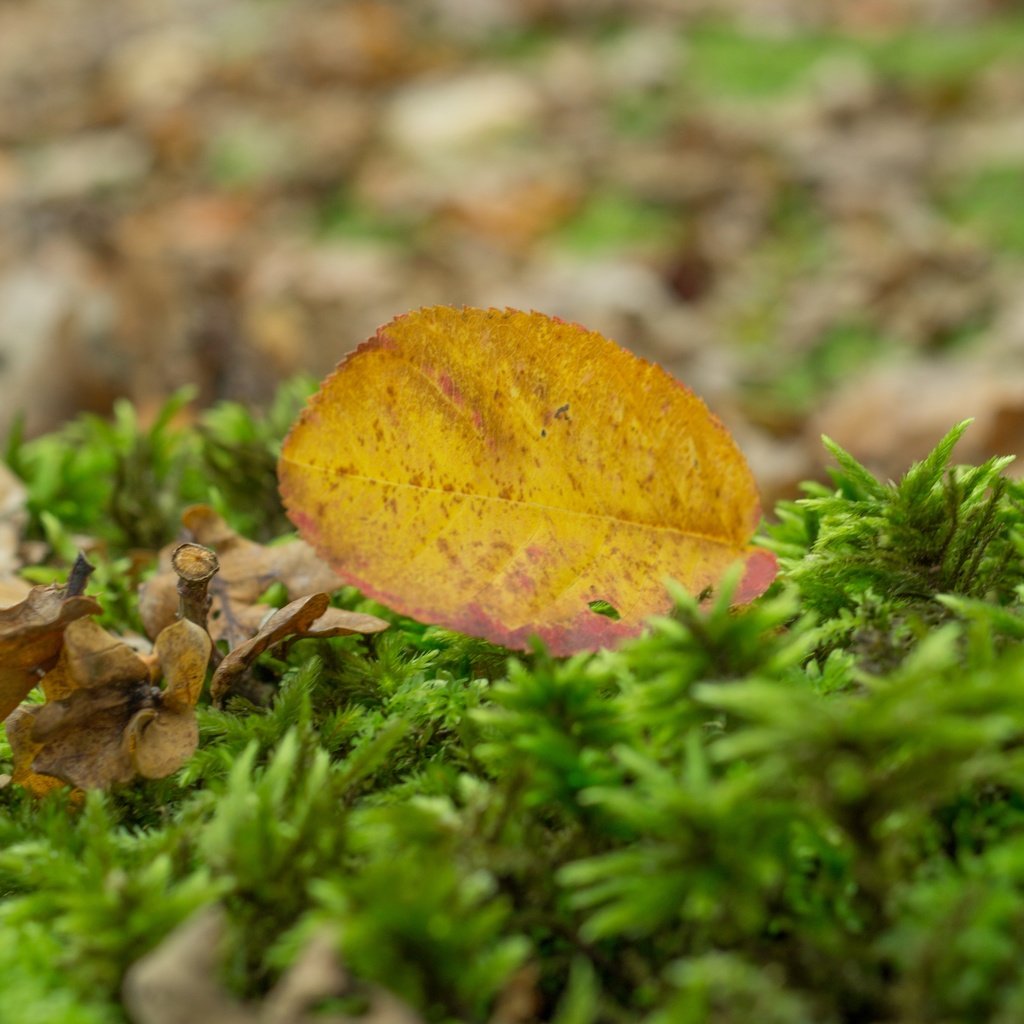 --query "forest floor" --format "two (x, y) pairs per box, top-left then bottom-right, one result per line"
(5, 6), (1024, 1021)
